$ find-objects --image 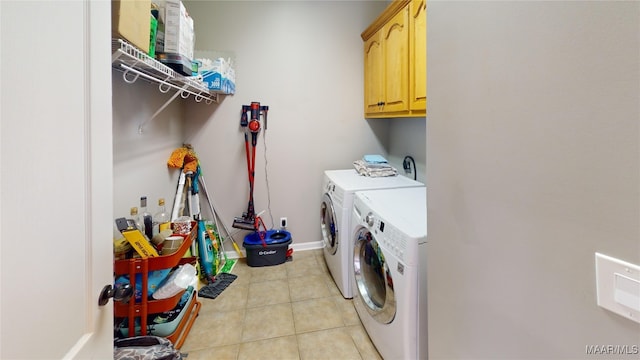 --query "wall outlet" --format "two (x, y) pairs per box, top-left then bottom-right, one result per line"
(280, 217), (288, 228)
(595, 252), (640, 324)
